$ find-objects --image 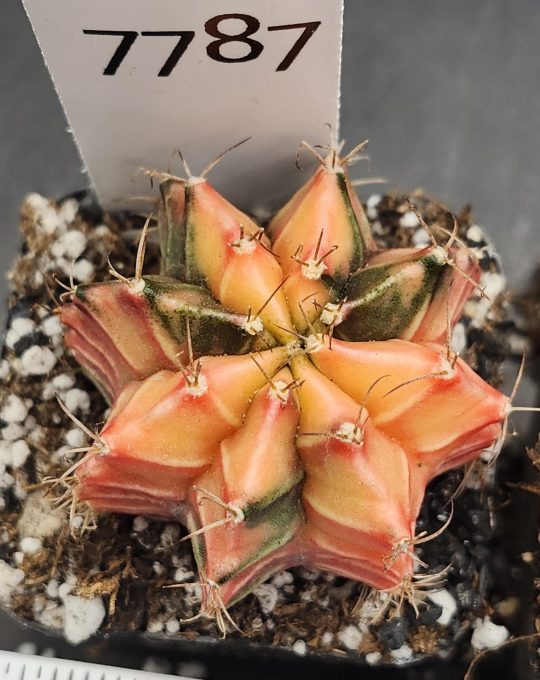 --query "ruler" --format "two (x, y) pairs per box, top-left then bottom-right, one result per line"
(21, 0), (344, 212)
(0, 651), (184, 680)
